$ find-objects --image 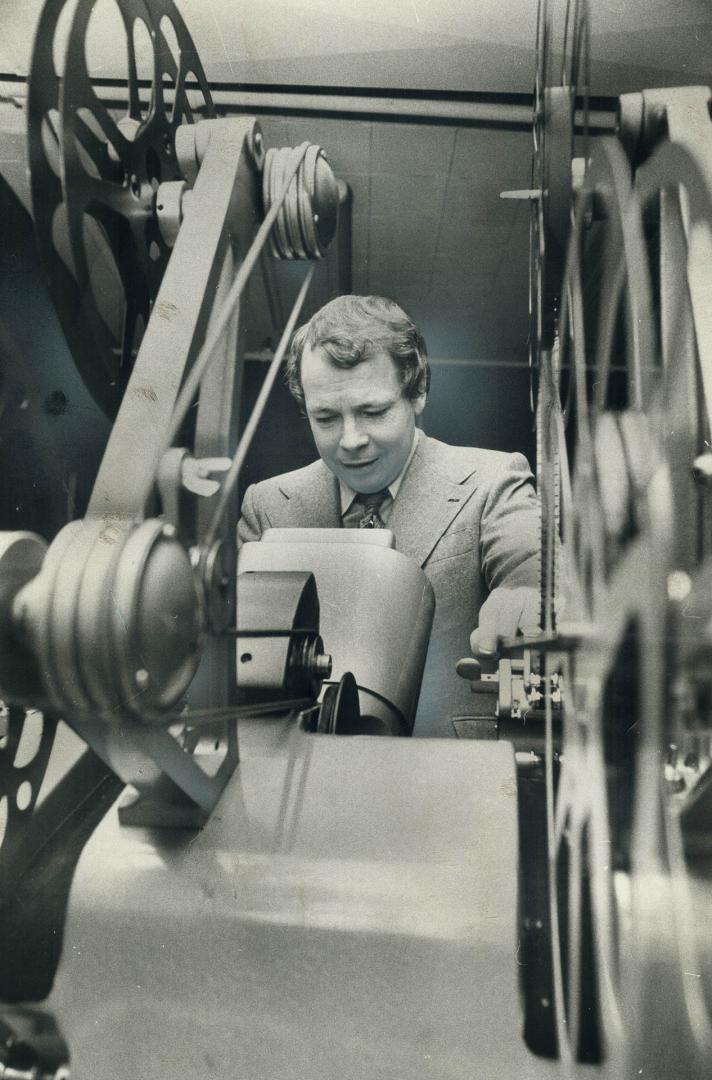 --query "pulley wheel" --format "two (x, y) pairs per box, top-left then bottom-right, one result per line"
(316, 672), (361, 735)
(262, 143), (339, 260)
